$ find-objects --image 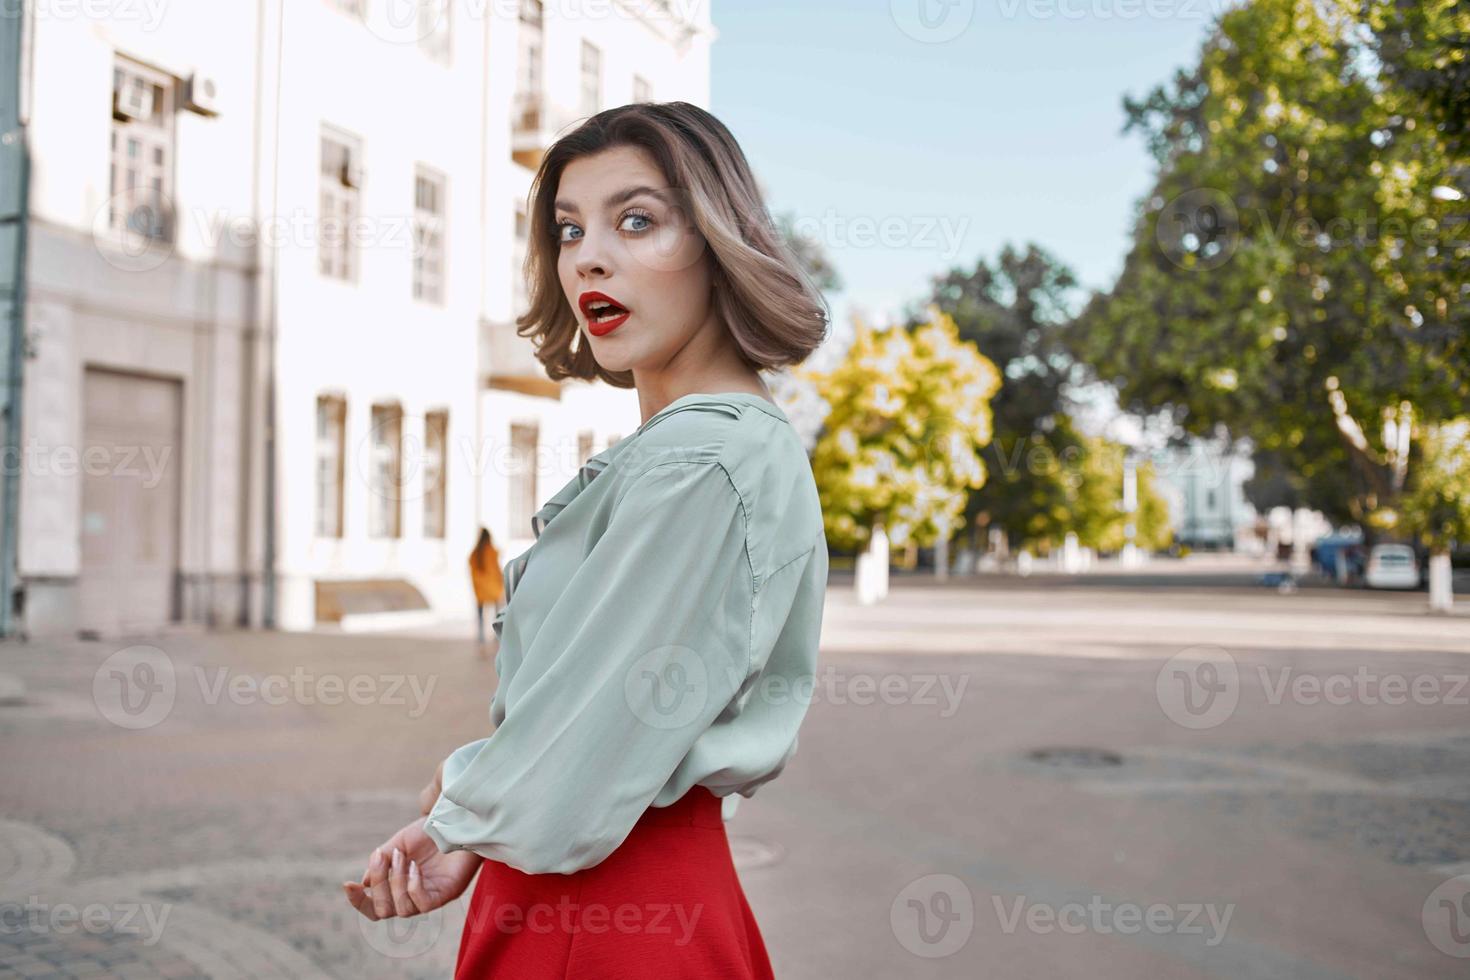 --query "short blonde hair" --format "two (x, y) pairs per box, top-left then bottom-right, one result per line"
(517, 101), (831, 388)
